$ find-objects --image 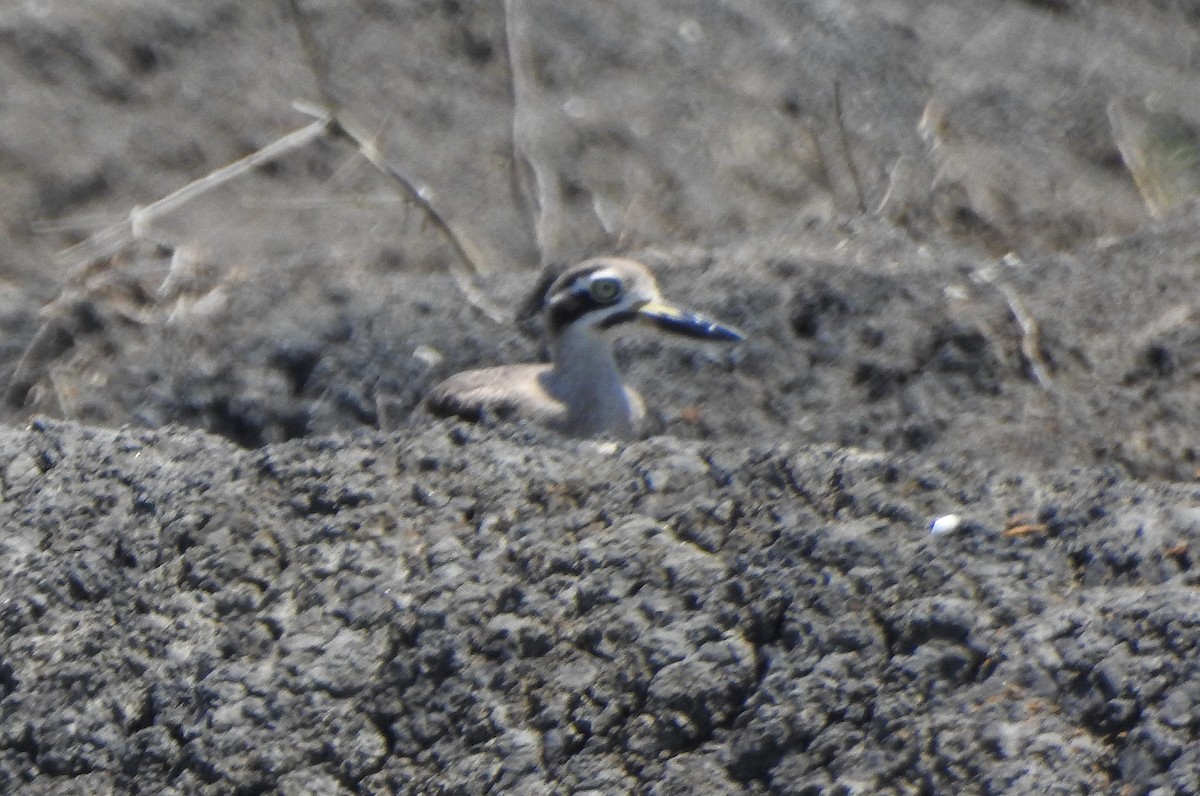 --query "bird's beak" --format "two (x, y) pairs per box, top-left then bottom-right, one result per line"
(636, 300), (745, 342)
